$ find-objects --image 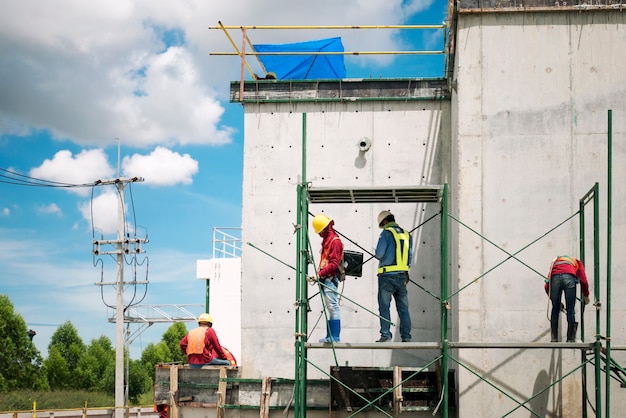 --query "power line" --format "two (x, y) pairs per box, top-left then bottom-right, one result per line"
(0, 167), (100, 189)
